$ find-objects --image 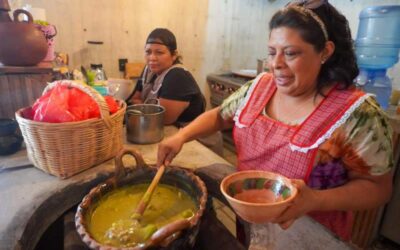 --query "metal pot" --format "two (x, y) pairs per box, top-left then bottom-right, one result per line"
(126, 104), (165, 144)
(75, 148), (208, 250)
